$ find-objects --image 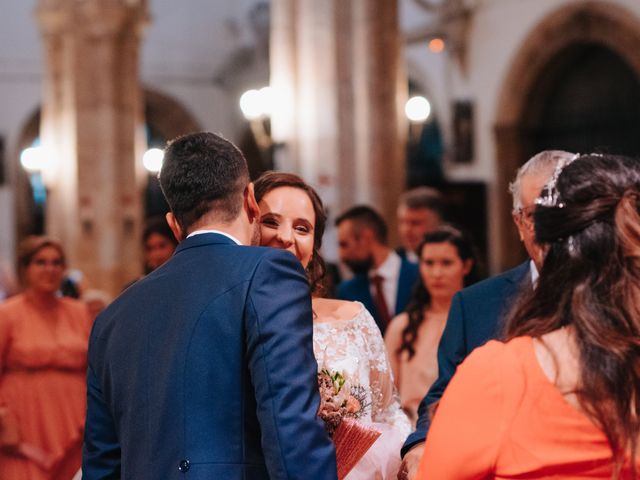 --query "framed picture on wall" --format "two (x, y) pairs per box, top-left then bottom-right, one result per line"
(452, 100), (474, 164)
